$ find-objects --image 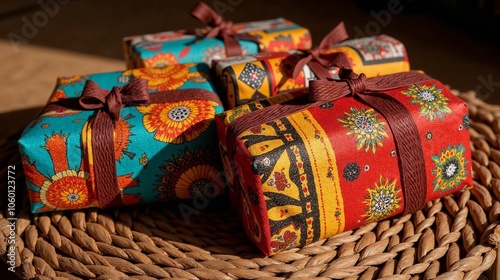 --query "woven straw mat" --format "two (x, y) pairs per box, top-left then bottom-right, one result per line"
(1, 89), (500, 280)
